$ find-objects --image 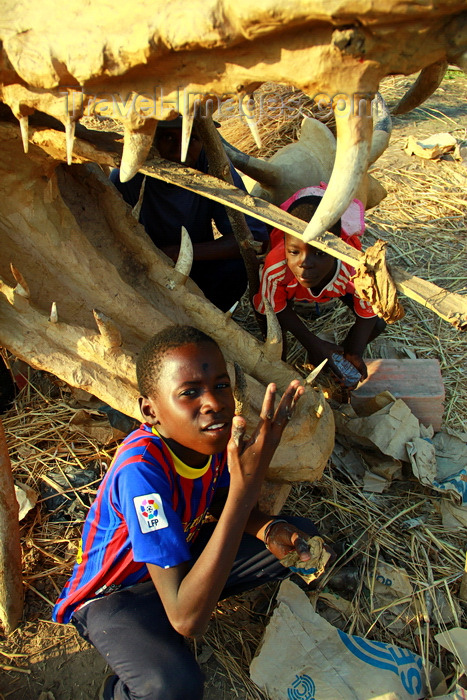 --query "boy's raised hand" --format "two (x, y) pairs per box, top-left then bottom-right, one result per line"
(227, 380), (304, 497)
